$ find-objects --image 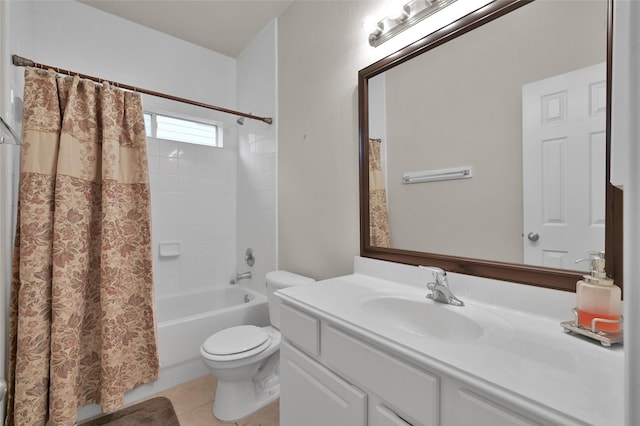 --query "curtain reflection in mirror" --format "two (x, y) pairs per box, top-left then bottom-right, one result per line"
(369, 138), (392, 247)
